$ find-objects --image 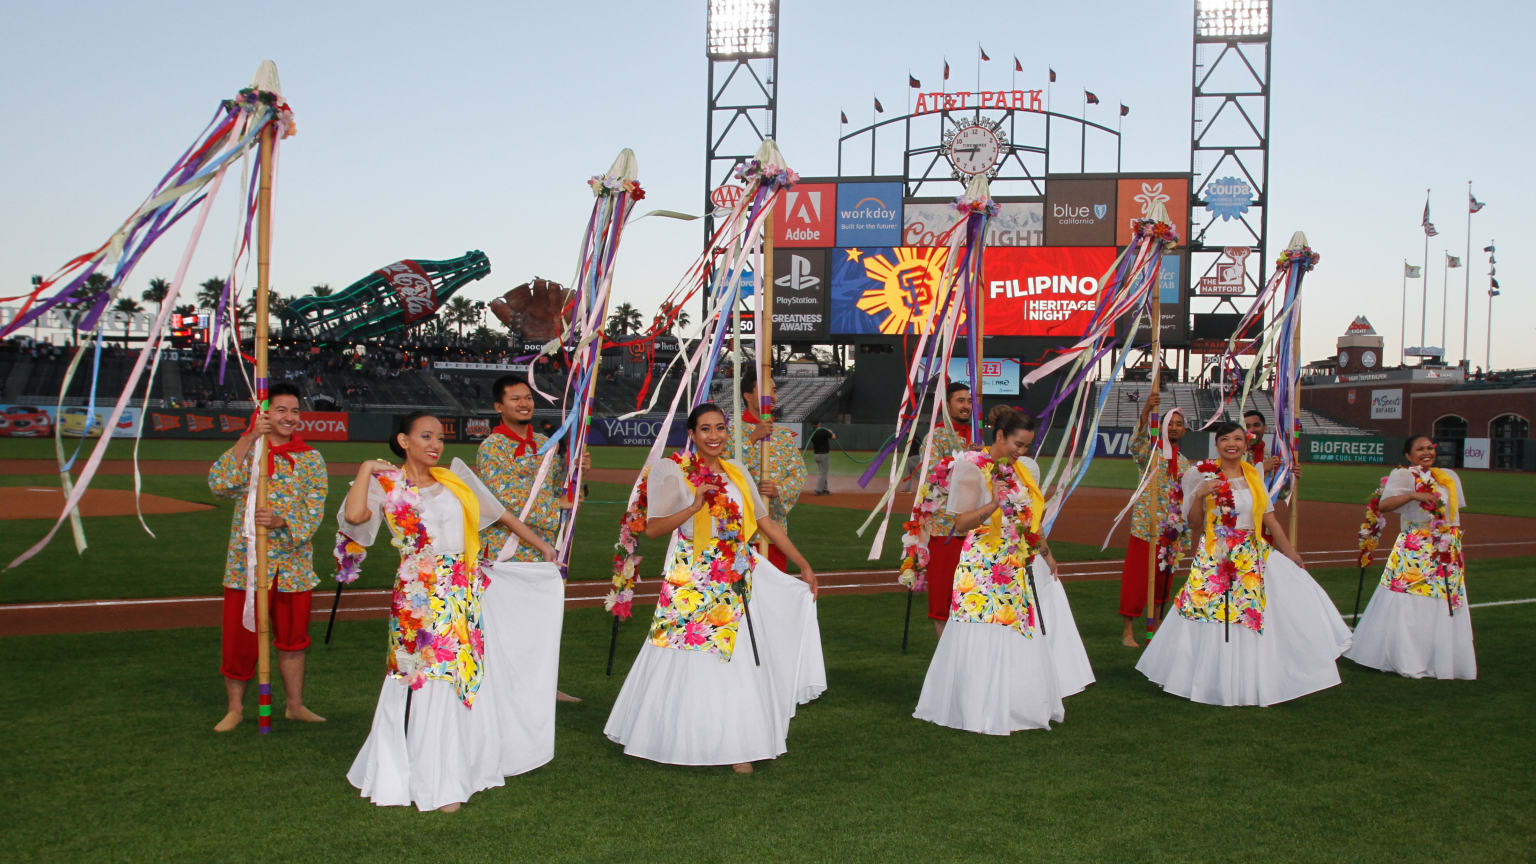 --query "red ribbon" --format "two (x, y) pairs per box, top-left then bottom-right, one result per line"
(952, 420), (973, 444)
(1249, 440), (1265, 465)
(493, 423), (537, 458)
(266, 437), (313, 477)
